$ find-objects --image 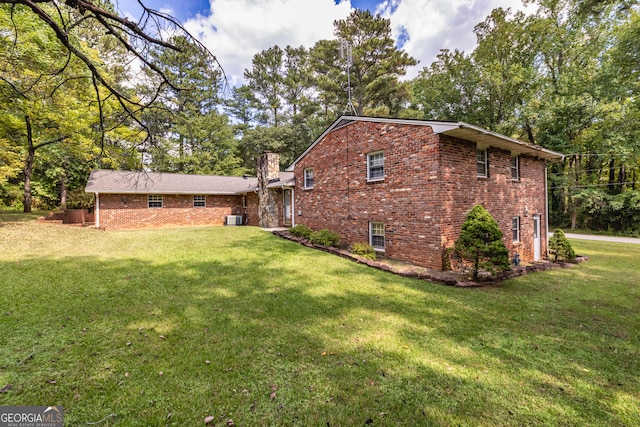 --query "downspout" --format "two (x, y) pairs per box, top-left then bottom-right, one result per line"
(95, 193), (100, 229)
(545, 166), (549, 258)
(291, 188), (295, 227)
